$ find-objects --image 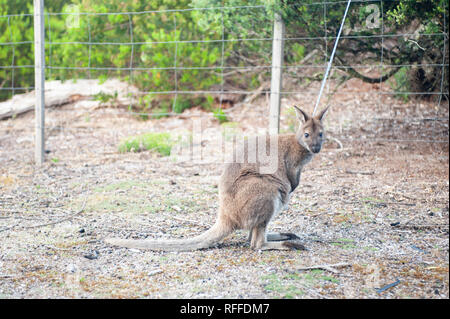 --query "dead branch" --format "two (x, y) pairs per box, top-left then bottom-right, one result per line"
(393, 223), (449, 230)
(335, 56), (400, 83)
(242, 81), (271, 104)
(0, 79), (138, 120)
(23, 199), (87, 230)
(0, 187), (88, 232)
(327, 136), (344, 149)
(295, 262), (352, 274)
(345, 169), (375, 175)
